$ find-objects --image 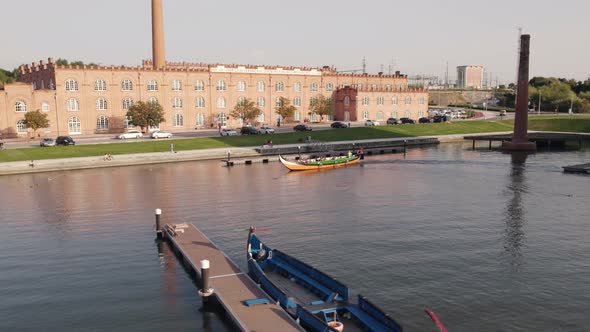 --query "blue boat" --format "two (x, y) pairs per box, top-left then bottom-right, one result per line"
(247, 227), (403, 332)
